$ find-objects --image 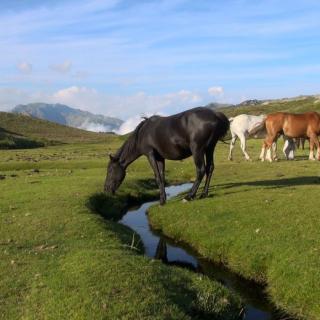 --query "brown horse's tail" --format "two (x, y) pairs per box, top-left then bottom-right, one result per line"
(248, 117), (267, 137)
